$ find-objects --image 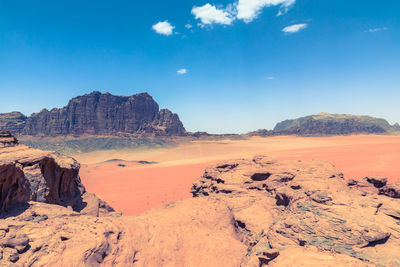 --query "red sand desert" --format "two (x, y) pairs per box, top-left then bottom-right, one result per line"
(75, 135), (400, 215)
